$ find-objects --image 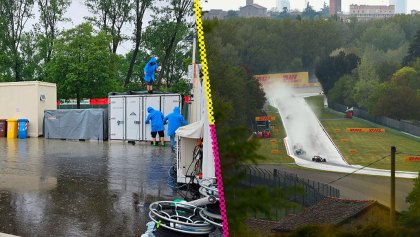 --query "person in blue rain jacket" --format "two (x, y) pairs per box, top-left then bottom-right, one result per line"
(144, 57), (158, 94)
(164, 106), (187, 152)
(145, 107), (165, 146)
